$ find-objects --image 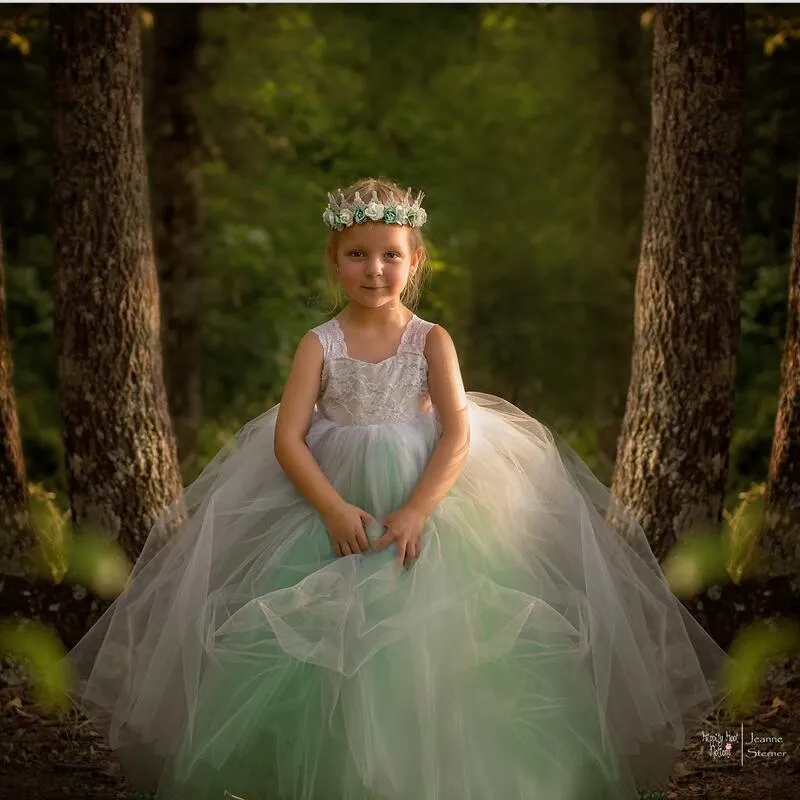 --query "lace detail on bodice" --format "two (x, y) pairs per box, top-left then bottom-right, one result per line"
(311, 315), (435, 426)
